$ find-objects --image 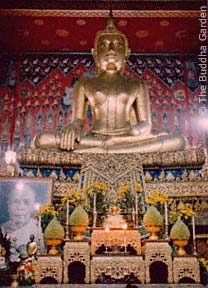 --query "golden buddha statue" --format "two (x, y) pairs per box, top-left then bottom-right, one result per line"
(34, 16), (186, 153)
(26, 234), (38, 258)
(103, 206), (127, 228)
